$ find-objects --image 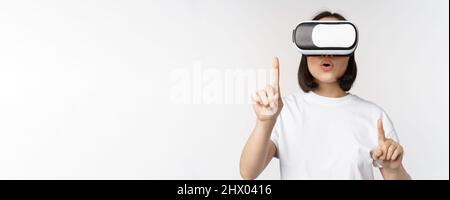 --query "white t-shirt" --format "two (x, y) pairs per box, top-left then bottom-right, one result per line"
(270, 91), (399, 180)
